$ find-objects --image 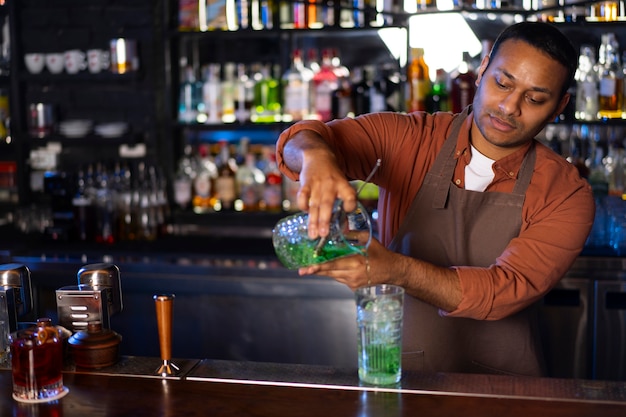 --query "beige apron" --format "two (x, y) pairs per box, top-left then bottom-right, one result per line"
(388, 108), (545, 376)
